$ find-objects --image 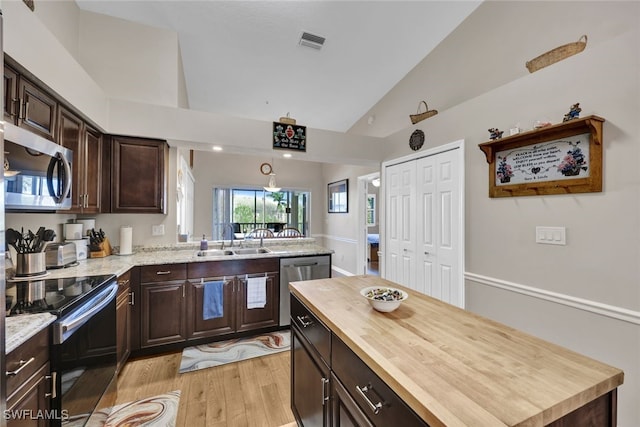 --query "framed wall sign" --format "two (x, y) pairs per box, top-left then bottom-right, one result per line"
(273, 121), (307, 152)
(478, 115), (604, 197)
(328, 179), (348, 213)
